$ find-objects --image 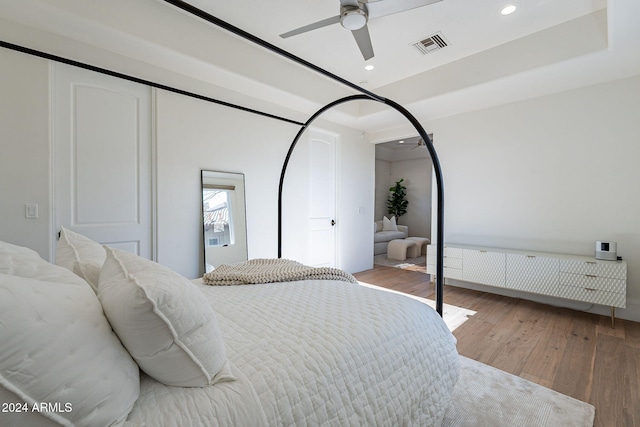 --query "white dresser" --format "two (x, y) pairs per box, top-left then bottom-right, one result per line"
(427, 244), (626, 326)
